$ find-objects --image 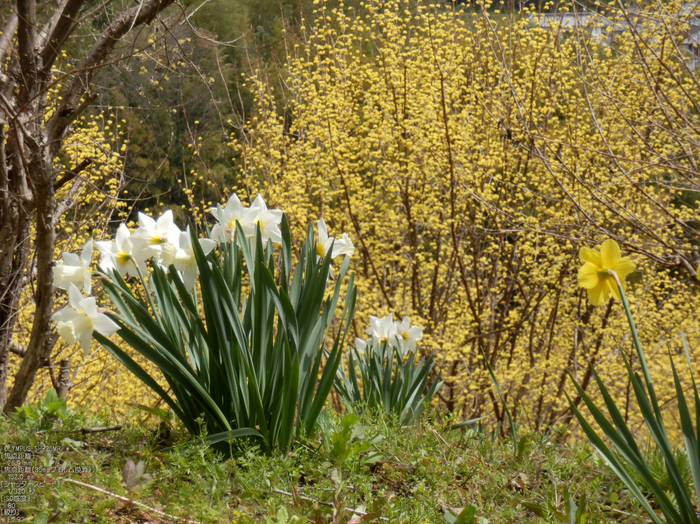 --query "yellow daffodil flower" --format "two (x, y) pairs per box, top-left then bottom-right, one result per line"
(578, 239), (635, 306)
